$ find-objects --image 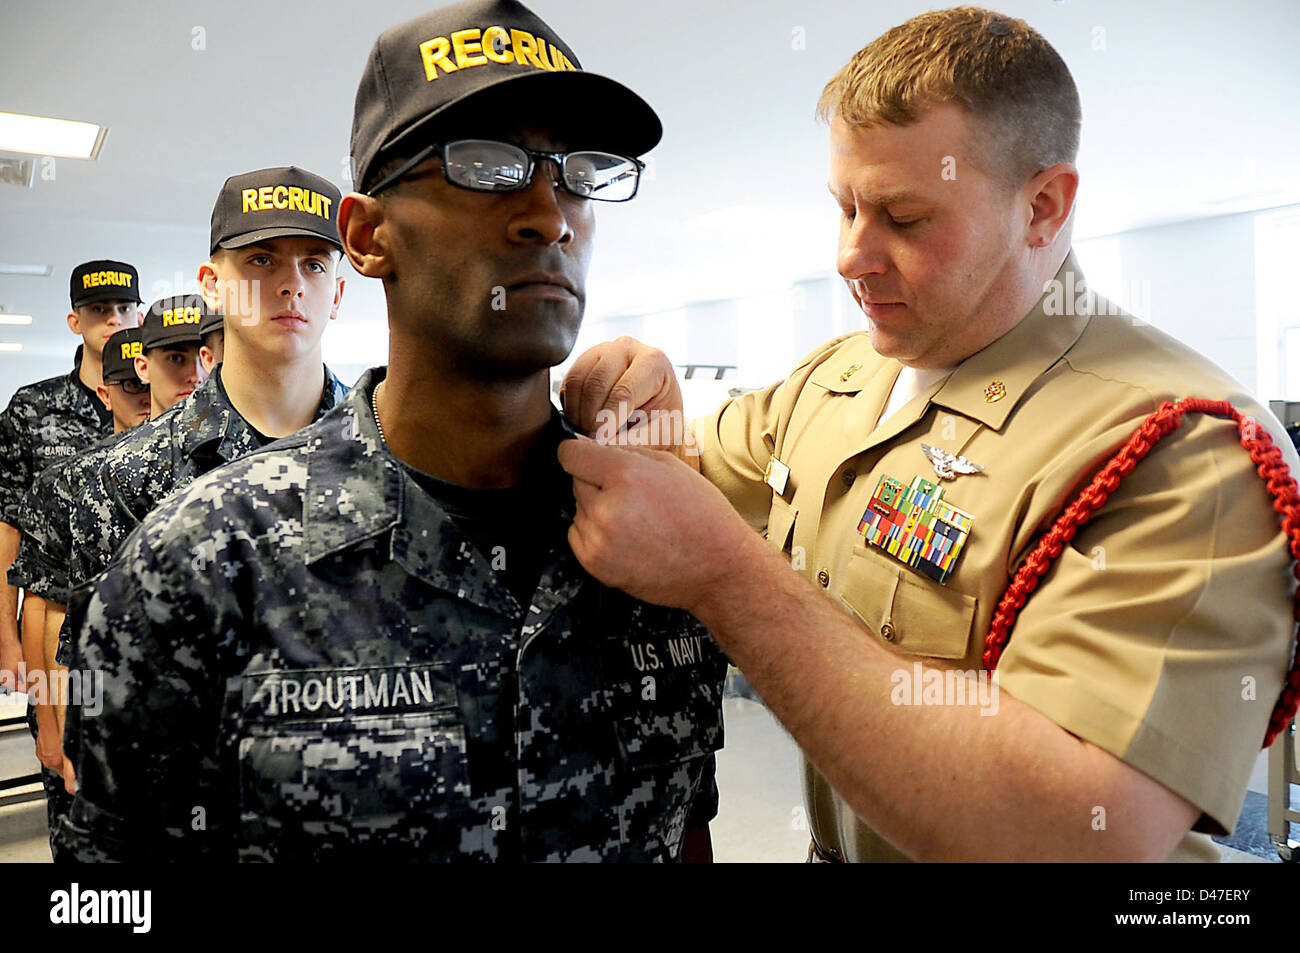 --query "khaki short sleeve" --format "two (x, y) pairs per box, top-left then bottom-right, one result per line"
(996, 411), (1296, 834)
(693, 383), (784, 532)
(694, 335), (861, 531)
